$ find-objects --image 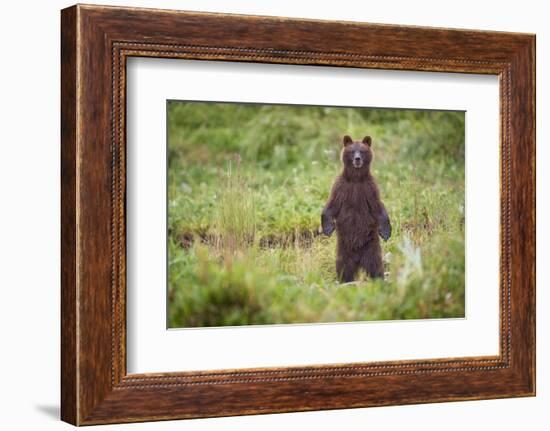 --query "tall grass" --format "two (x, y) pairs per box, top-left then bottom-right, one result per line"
(215, 158), (256, 261)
